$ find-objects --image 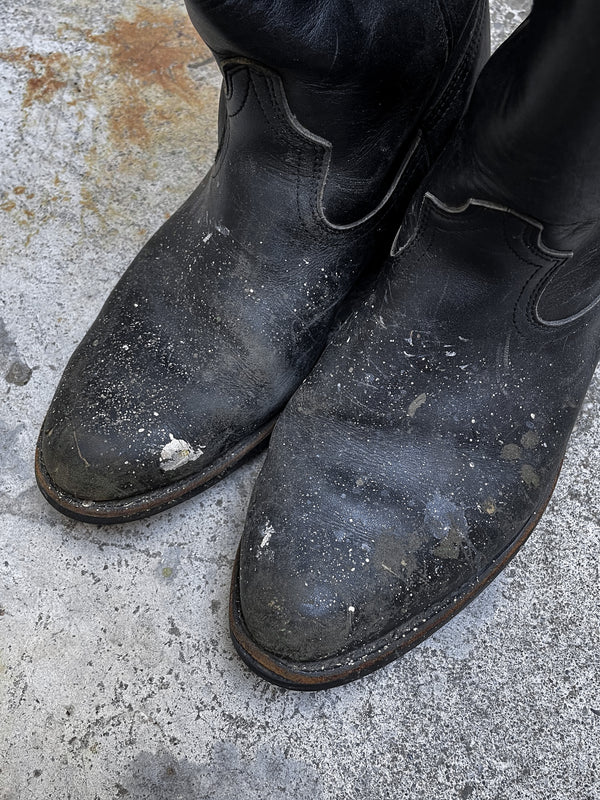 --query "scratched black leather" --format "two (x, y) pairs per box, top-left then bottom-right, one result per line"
(232, 0), (600, 688)
(36, 0), (488, 521)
